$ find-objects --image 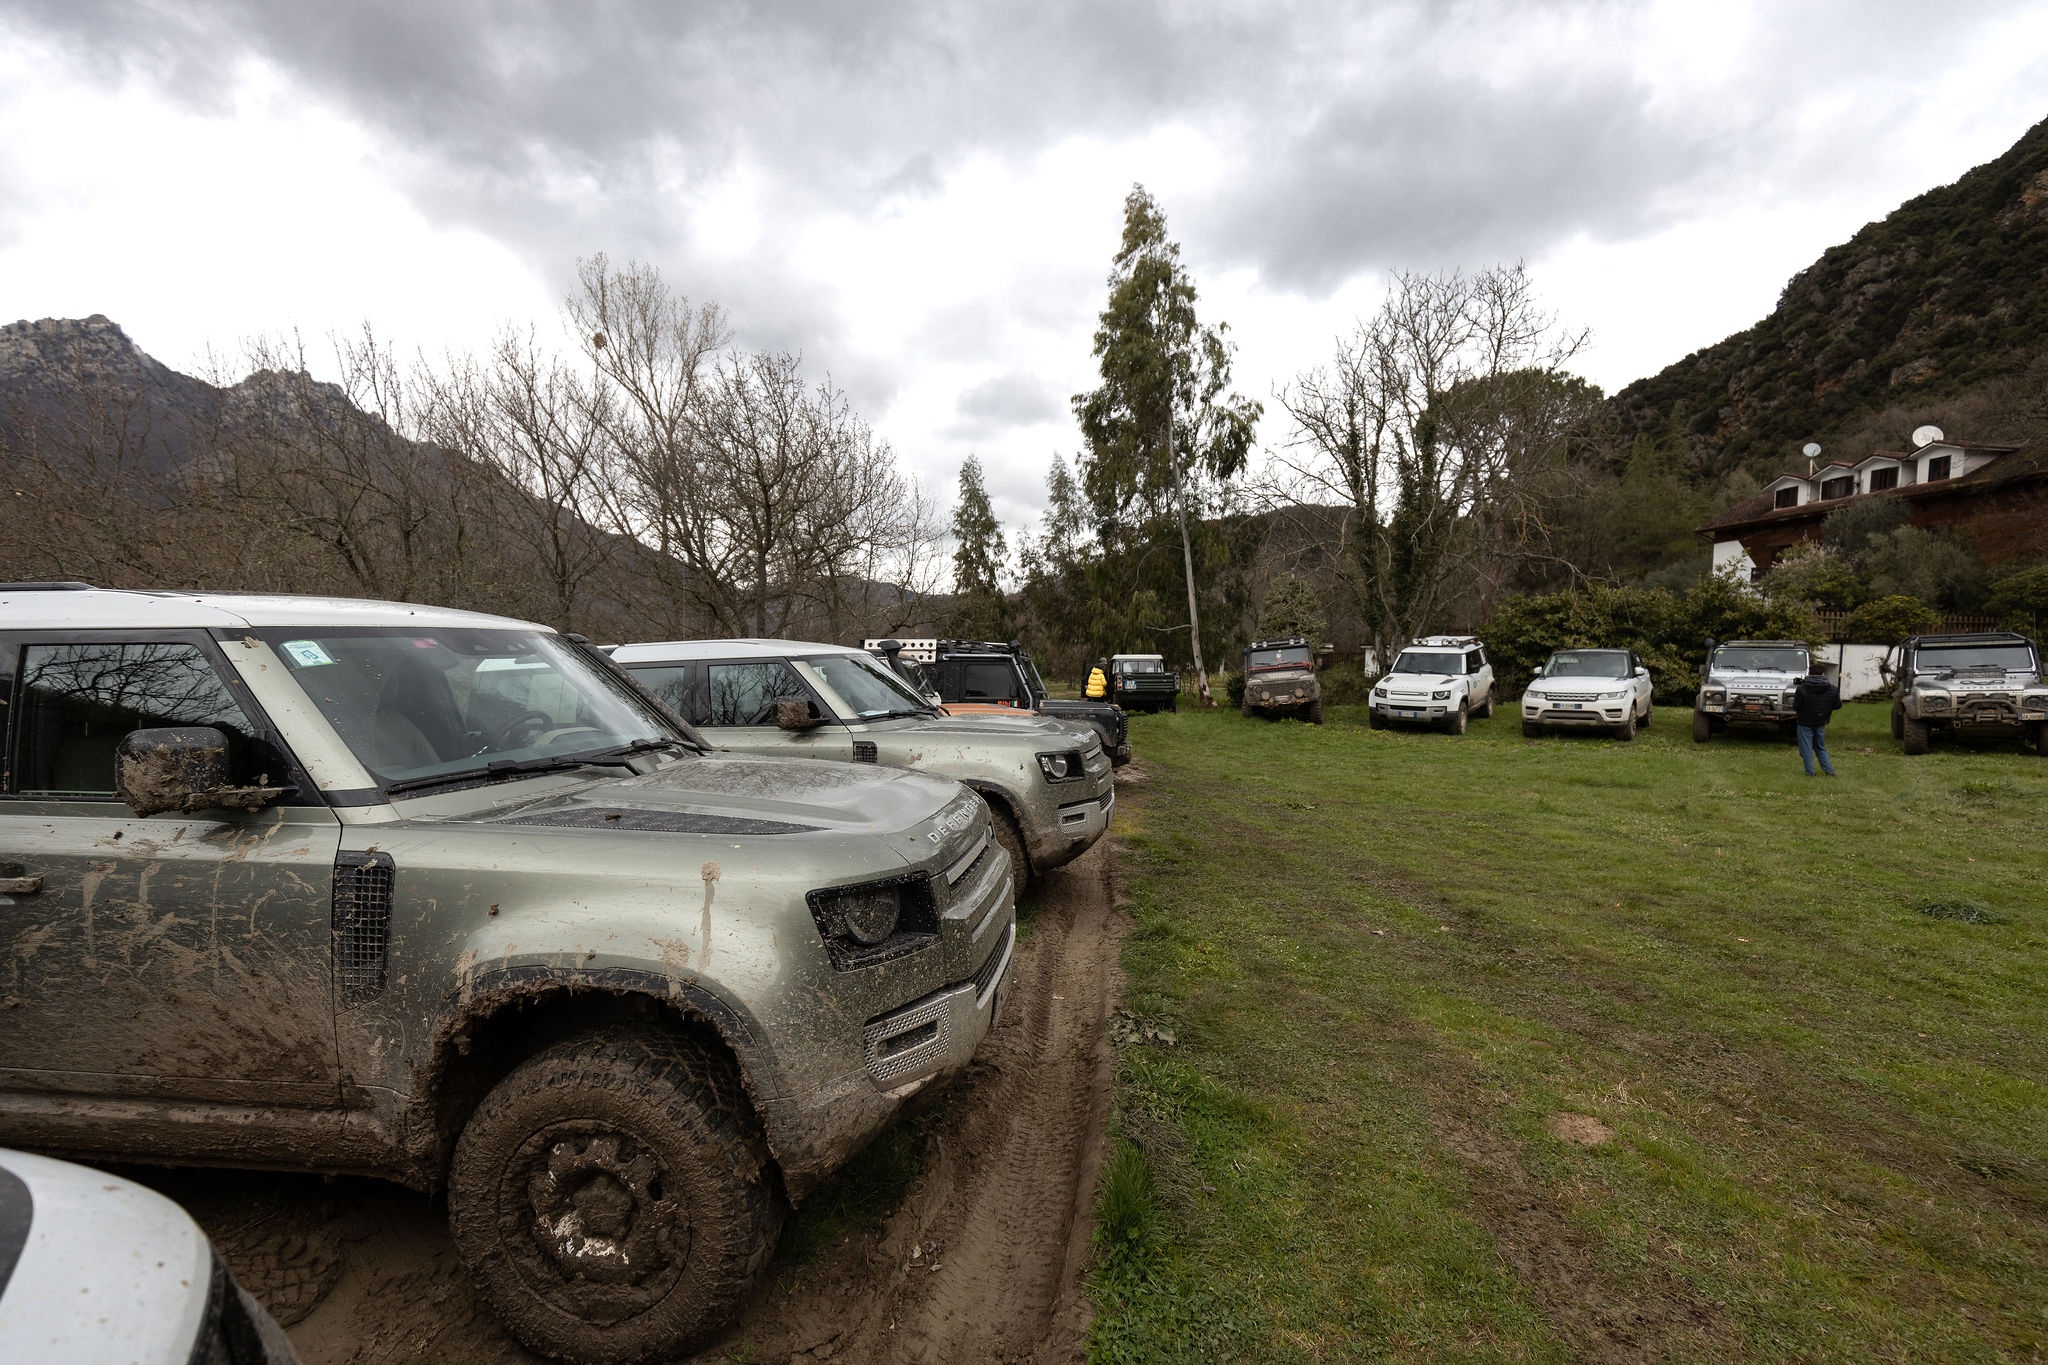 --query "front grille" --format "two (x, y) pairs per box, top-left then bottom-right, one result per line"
(973, 922), (1013, 998)
(1543, 691), (1600, 703)
(333, 851), (394, 1007)
(496, 808), (817, 834)
(863, 995), (952, 1084)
